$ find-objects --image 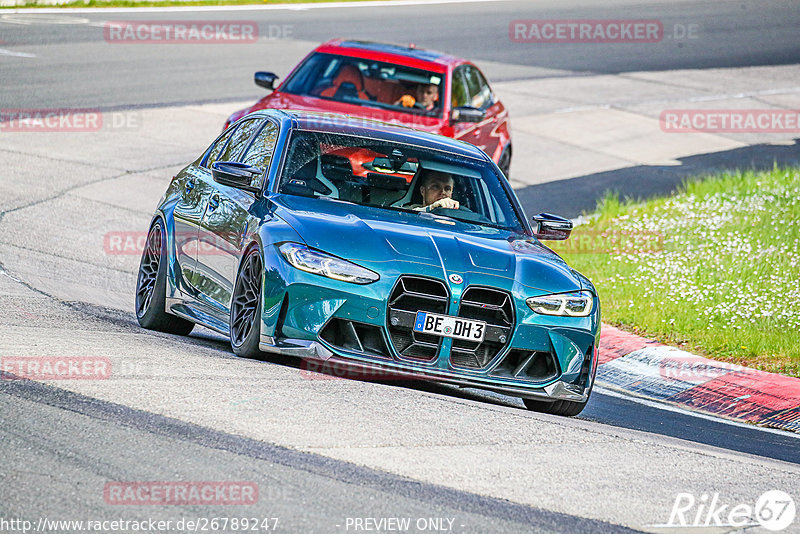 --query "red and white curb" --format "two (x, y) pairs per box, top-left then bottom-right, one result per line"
(596, 325), (800, 433)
